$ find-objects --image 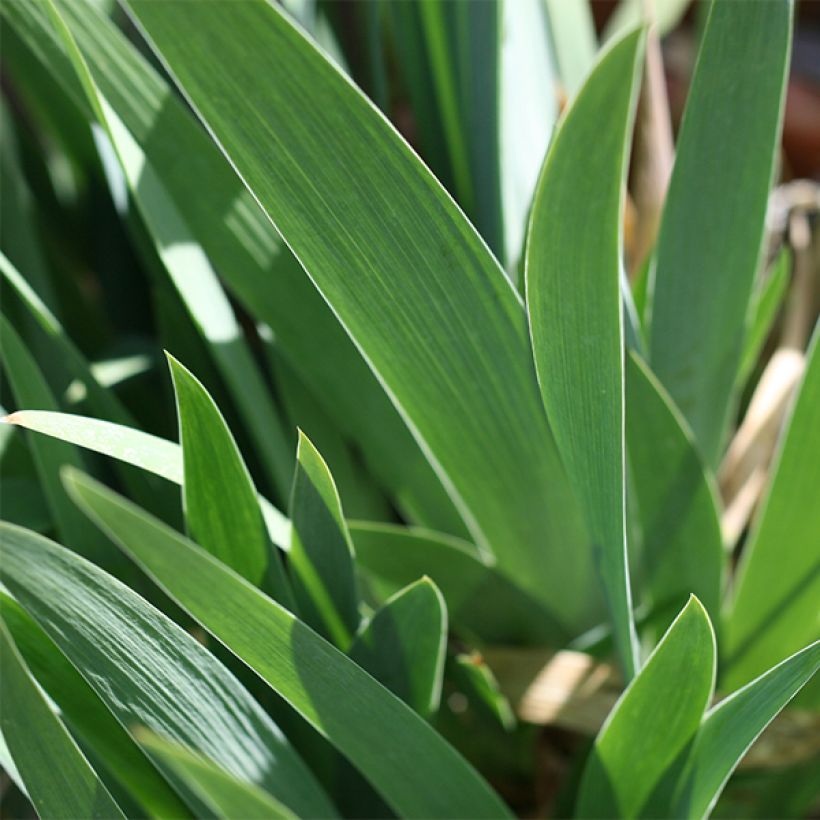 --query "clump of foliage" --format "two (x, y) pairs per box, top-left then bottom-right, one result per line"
(0, 0), (817, 818)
